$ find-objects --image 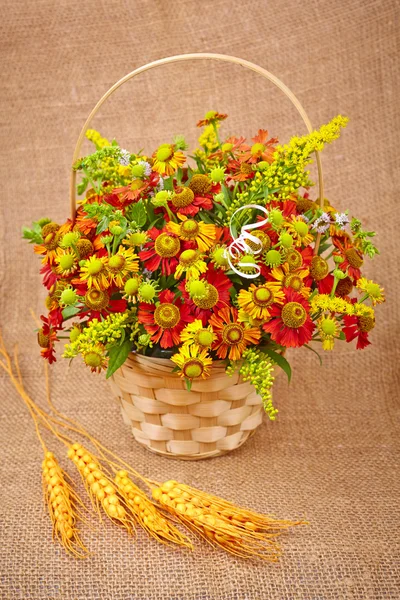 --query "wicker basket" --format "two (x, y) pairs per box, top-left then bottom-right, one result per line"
(70, 53), (324, 460)
(109, 353), (266, 459)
